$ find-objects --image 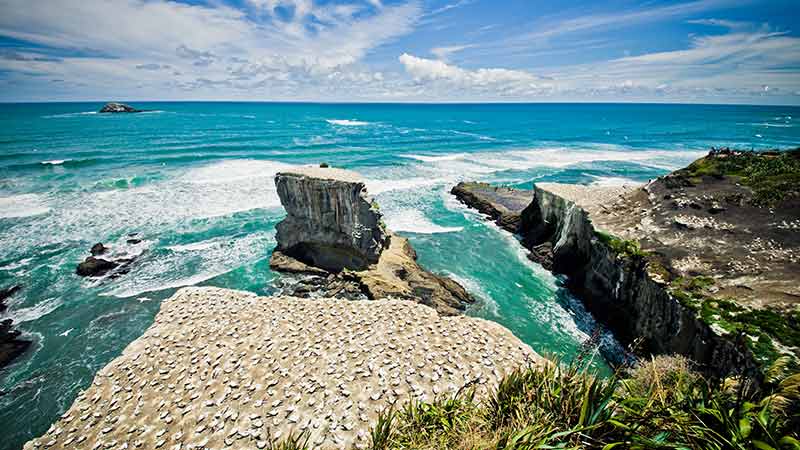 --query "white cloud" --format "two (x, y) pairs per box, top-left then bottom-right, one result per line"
(430, 44), (473, 61)
(0, 0), (420, 100)
(399, 53), (547, 96)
